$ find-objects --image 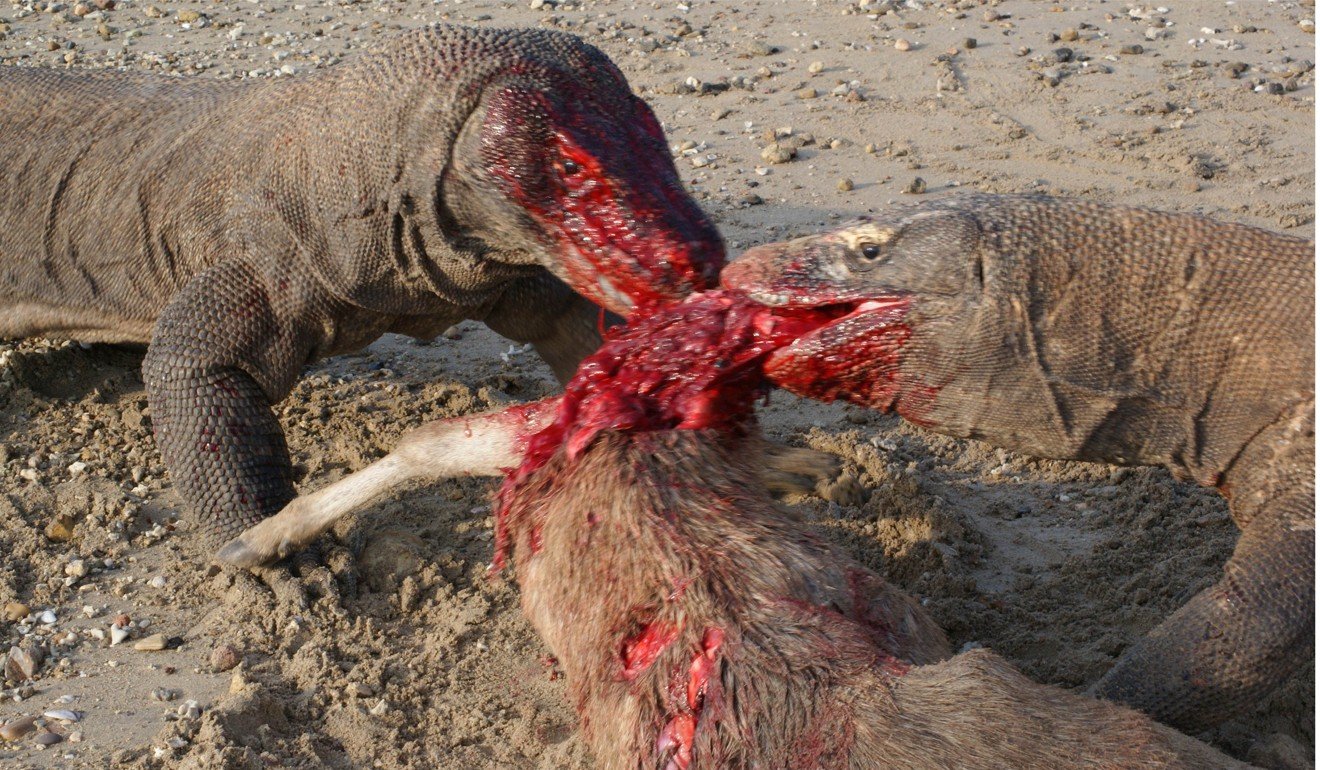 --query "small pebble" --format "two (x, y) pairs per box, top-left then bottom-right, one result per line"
(2, 602), (29, 622)
(1119, 44), (1143, 55)
(893, 38), (912, 51)
(837, 178), (854, 192)
(760, 144), (796, 164)
(43, 709), (80, 722)
(134, 633), (168, 651)
(905, 177), (927, 194)
(37, 610), (57, 625)
(148, 575), (167, 589)
(794, 87), (818, 99)
(110, 626), (130, 646)
(807, 60), (824, 74)
(35, 731), (62, 746)
(6, 646), (41, 680)
(1059, 27), (1079, 42)
(1300, 19), (1315, 34)
(0, 716), (37, 742)
(68, 730), (83, 743)
(962, 37), (977, 50)
(44, 515), (75, 543)
(210, 643), (241, 673)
